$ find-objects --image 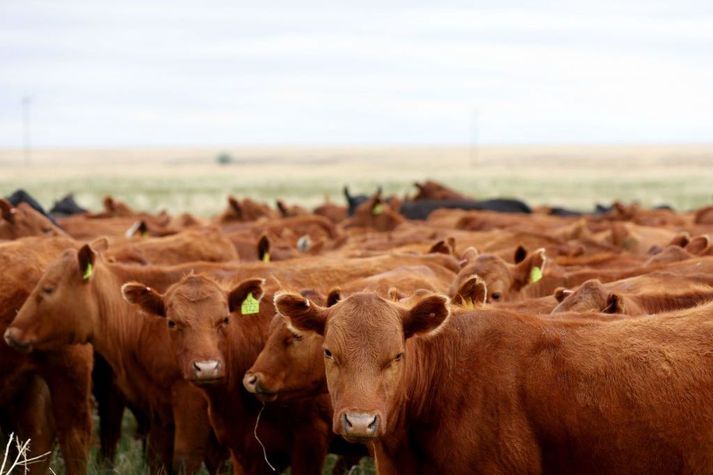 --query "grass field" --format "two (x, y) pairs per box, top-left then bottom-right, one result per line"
(1, 144), (712, 473)
(1, 144), (713, 215)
